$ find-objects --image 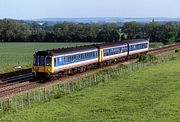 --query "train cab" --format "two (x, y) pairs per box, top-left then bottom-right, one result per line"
(32, 51), (54, 78)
